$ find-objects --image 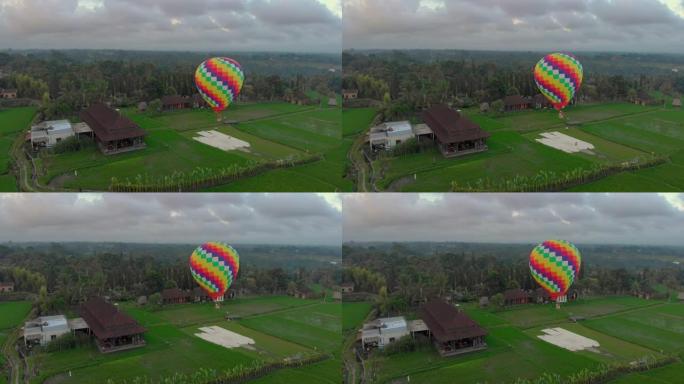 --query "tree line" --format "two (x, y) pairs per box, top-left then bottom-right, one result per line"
(342, 51), (684, 120)
(343, 244), (683, 315)
(0, 247), (338, 315)
(0, 51), (339, 120)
